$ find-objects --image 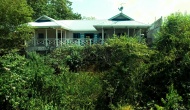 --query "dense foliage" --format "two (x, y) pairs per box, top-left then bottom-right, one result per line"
(27, 0), (82, 20)
(48, 12), (190, 109)
(0, 53), (102, 110)
(1, 11), (190, 109)
(147, 12), (190, 109)
(0, 0), (34, 54)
